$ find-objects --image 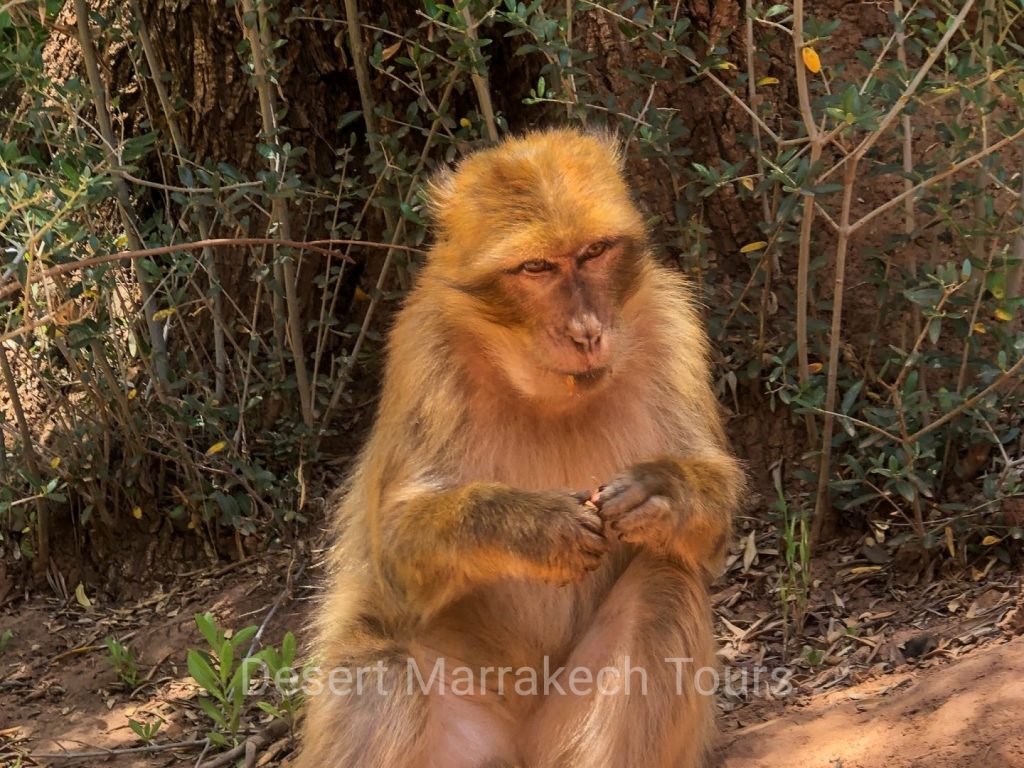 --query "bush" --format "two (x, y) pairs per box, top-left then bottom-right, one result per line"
(0, 1), (1021, 572)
